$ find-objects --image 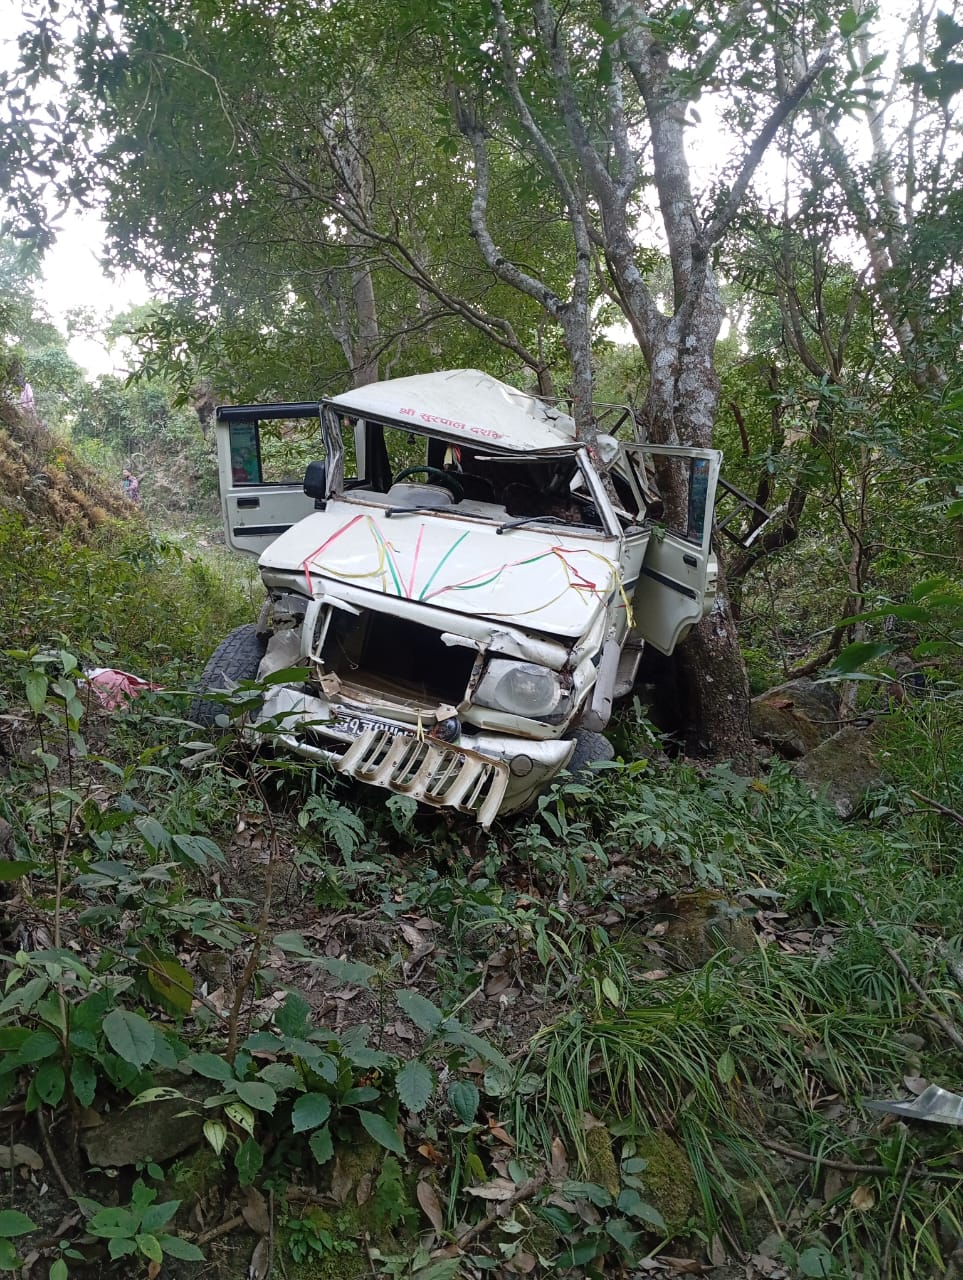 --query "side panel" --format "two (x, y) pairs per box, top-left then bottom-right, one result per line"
(216, 416), (319, 557)
(621, 445), (722, 656)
